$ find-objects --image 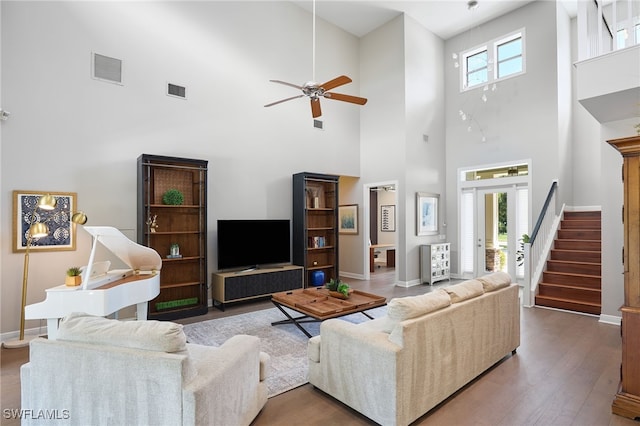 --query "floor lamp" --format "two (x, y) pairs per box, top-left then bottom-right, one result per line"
(3, 195), (88, 349)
